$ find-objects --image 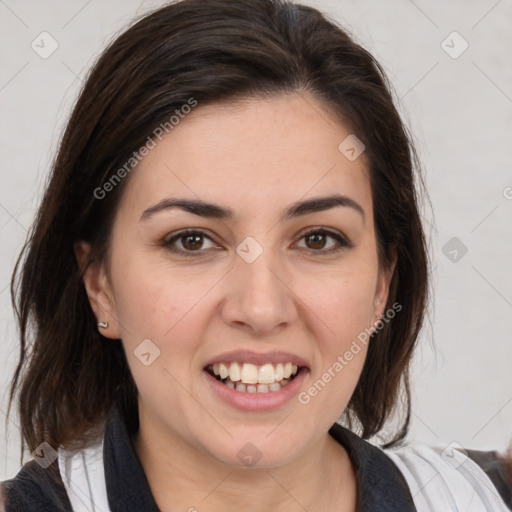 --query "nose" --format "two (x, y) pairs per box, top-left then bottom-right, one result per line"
(220, 241), (298, 336)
